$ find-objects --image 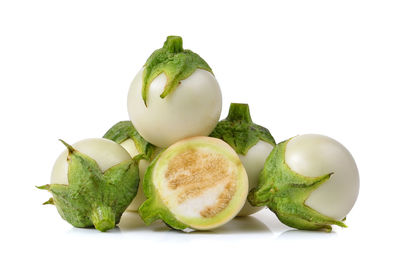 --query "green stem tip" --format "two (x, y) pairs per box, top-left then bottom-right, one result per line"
(163, 36), (183, 53)
(59, 139), (75, 153)
(42, 198), (54, 205)
(36, 184), (50, 190)
(226, 103), (252, 123)
(91, 206), (116, 232)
